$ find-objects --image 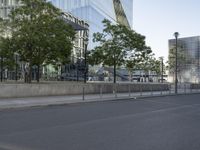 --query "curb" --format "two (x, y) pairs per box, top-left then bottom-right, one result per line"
(0, 92), (200, 111)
